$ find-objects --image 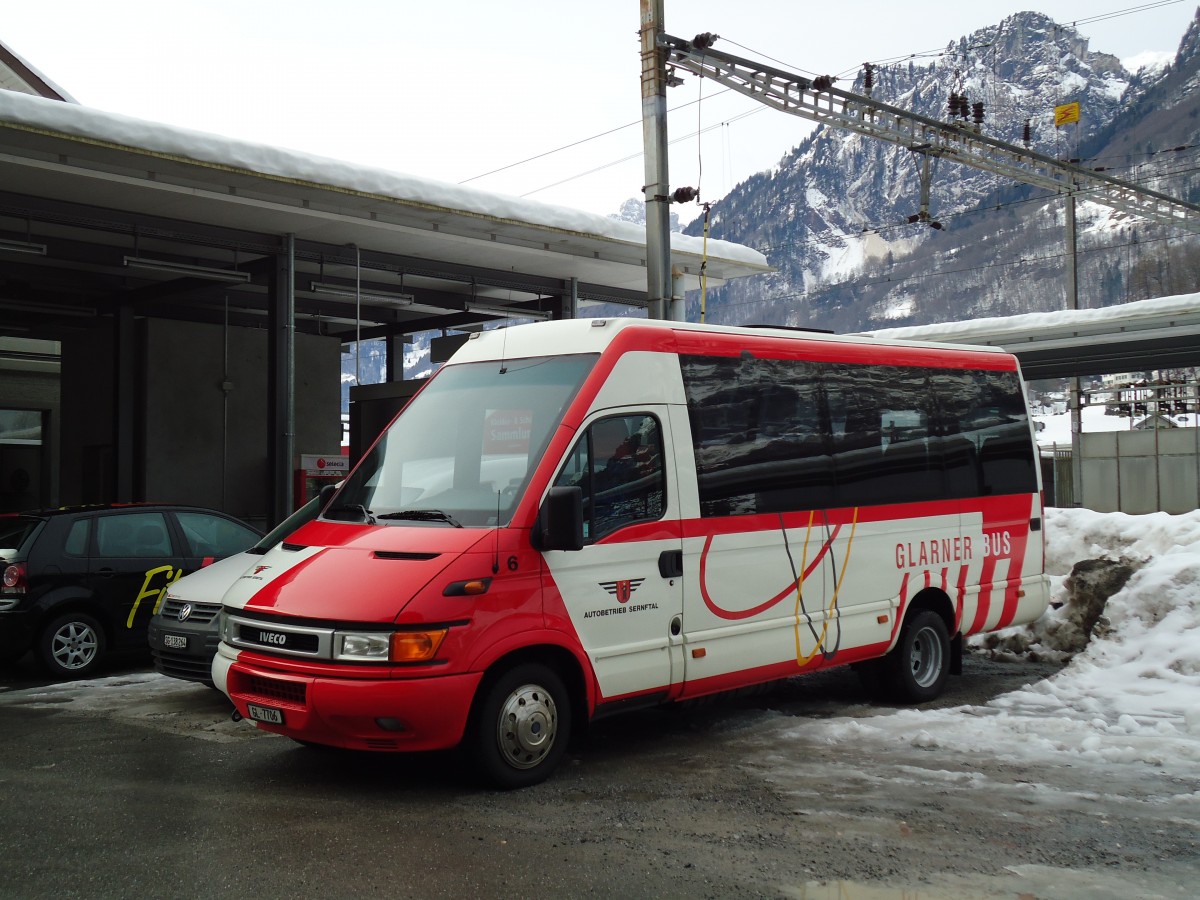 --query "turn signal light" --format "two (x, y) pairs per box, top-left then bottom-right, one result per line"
(443, 577), (491, 597)
(390, 629), (448, 662)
